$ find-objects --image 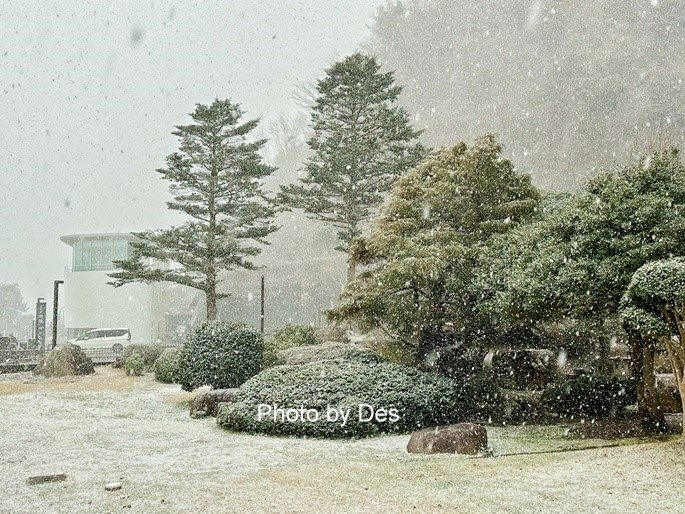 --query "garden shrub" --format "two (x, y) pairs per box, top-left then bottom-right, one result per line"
(275, 341), (378, 366)
(178, 321), (264, 391)
(541, 374), (636, 418)
(263, 324), (318, 367)
(153, 348), (181, 384)
(124, 353), (145, 376)
(113, 344), (163, 371)
(218, 359), (471, 438)
(313, 324), (350, 344)
(456, 375), (505, 421)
